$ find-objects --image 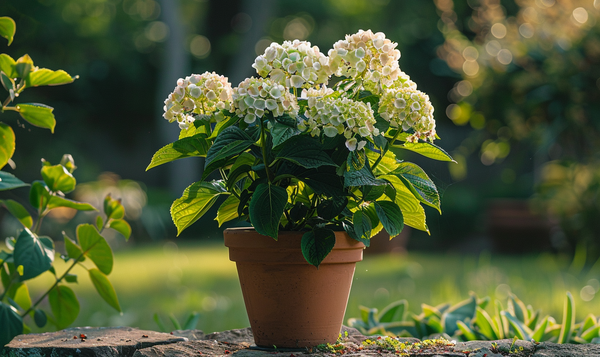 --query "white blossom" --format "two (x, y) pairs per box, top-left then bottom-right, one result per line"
(378, 87), (436, 142)
(232, 77), (299, 121)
